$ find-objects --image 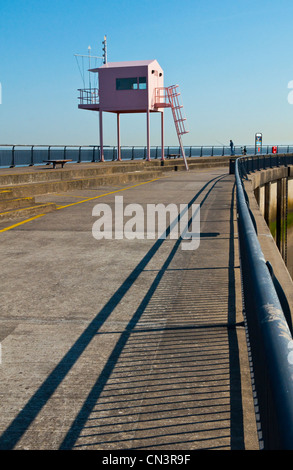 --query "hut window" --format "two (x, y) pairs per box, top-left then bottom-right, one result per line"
(138, 77), (147, 89)
(116, 77), (137, 90)
(116, 77), (147, 90)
